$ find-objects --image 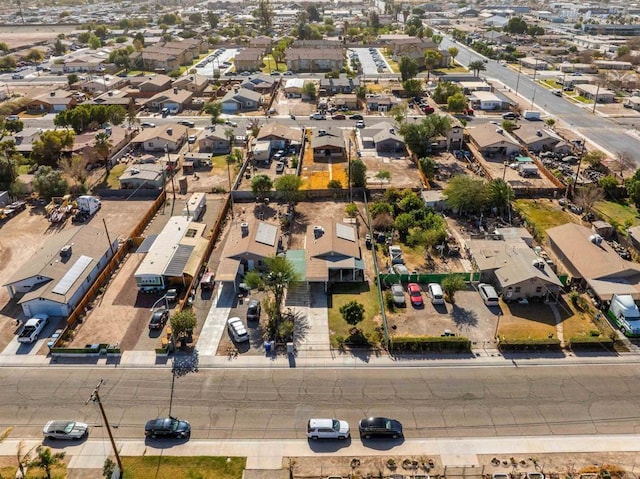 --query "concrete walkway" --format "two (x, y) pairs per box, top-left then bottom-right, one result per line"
(549, 303), (565, 347)
(195, 283), (235, 356)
